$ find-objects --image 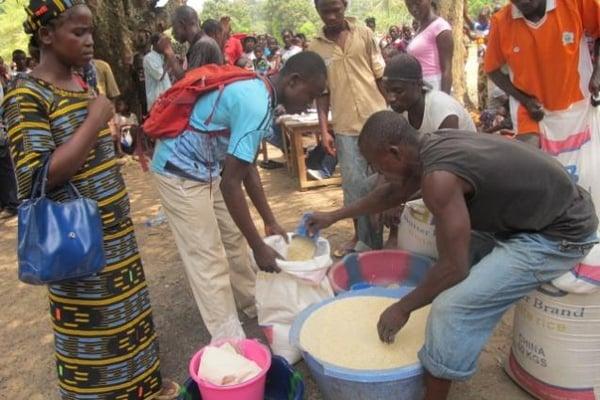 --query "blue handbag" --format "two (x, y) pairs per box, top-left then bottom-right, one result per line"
(17, 158), (106, 285)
